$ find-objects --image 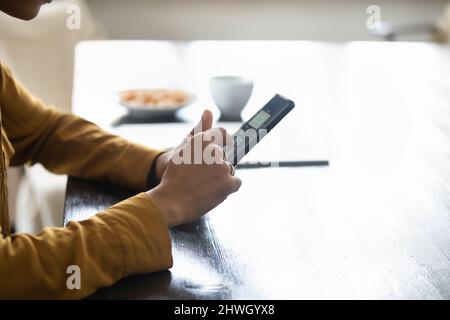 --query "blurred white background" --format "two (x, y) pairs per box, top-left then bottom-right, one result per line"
(87, 0), (447, 41)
